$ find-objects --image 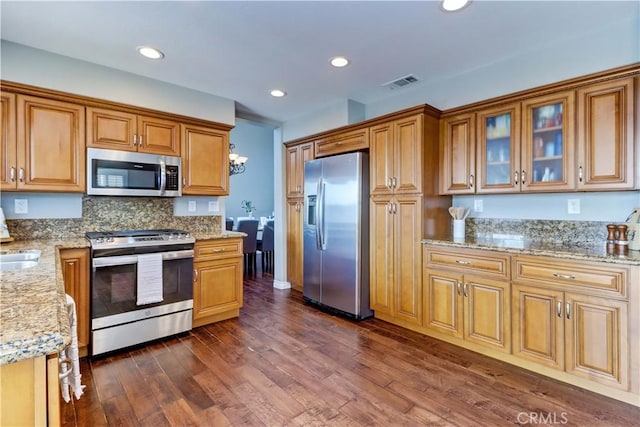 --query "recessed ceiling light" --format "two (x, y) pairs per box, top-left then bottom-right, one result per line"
(441, 0), (471, 12)
(137, 46), (164, 60)
(270, 89), (287, 98)
(330, 56), (350, 68)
